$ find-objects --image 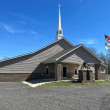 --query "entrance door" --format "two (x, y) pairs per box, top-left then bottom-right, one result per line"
(87, 70), (90, 80)
(62, 67), (67, 77)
